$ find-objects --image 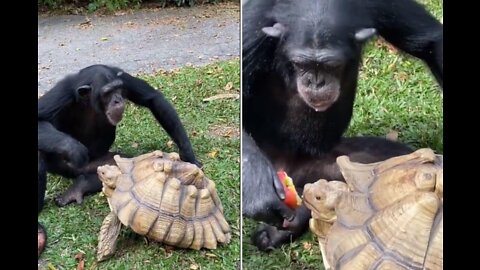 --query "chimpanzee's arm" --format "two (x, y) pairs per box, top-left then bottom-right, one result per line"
(242, 130), (294, 224)
(38, 121), (89, 168)
(118, 72), (201, 167)
(368, 0), (443, 88)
